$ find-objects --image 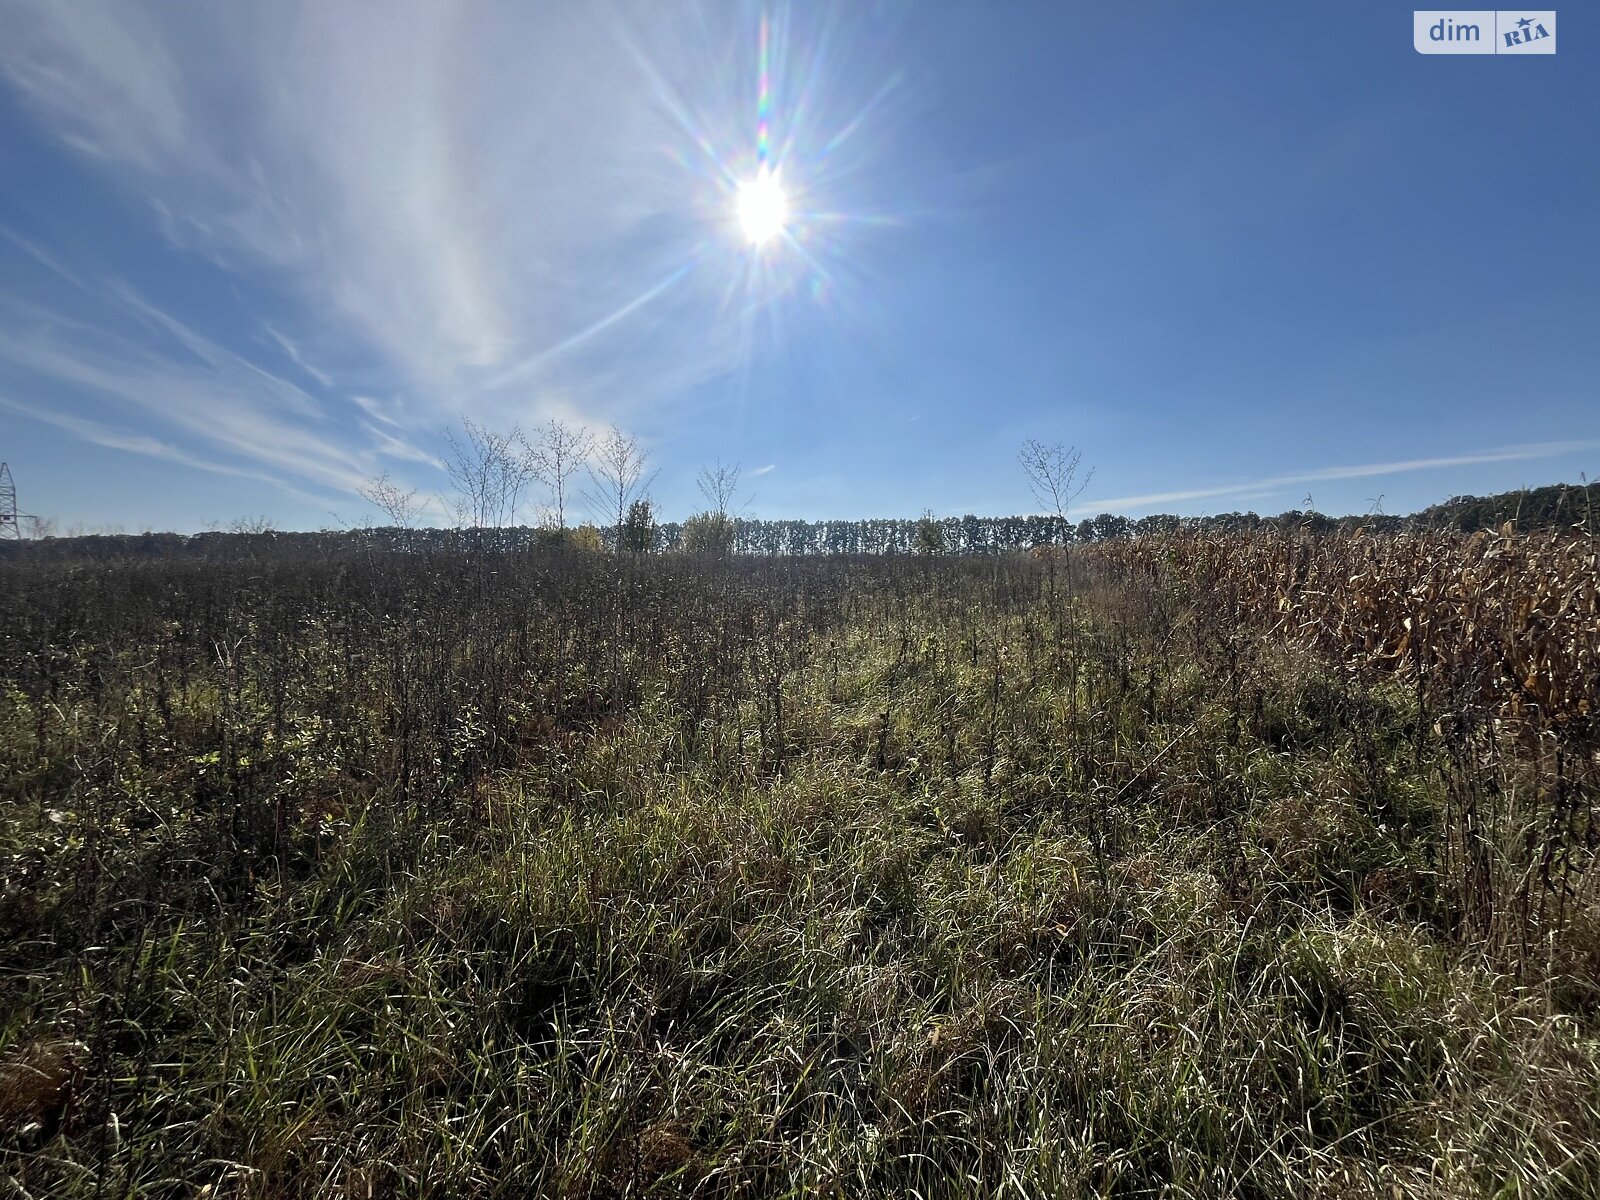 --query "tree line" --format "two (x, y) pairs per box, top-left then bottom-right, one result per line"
(2, 408), (1593, 561)
(4, 497), (1593, 566)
